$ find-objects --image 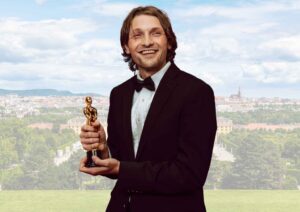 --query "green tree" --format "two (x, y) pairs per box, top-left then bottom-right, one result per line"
(205, 155), (231, 190)
(282, 139), (300, 168)
(222, 135), (286, 189)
